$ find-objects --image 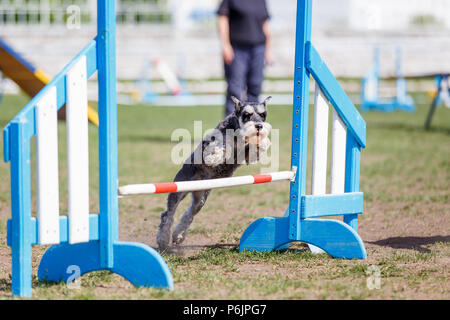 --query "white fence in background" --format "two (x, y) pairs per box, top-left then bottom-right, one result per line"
(1, 0), (449, 30)
(0, 0), (172, 26)
(0, 0), (93, 25)
(348, 0), (450, 31)
(1, 0), (449, 81)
